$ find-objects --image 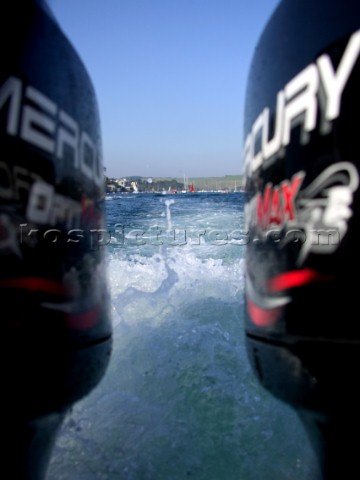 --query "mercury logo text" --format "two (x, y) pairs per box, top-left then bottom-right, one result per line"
(0, 76), (102, 187)
(243, 29), (360, 178)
